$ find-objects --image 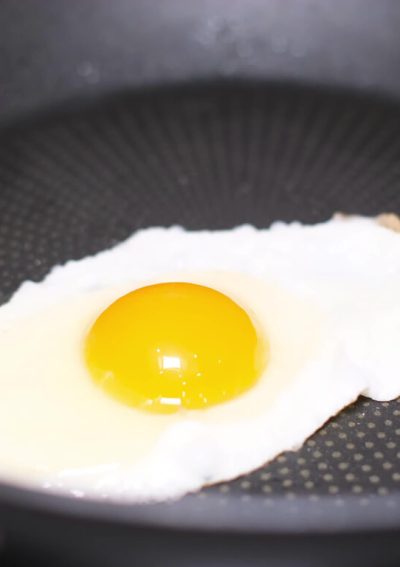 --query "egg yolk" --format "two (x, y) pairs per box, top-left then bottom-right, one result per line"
(85, 282), (267, 413)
